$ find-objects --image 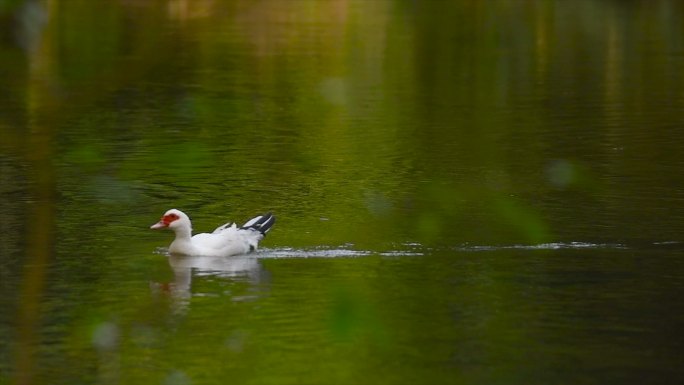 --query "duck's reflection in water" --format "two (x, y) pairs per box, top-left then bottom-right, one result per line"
(150, 254), (266, 315)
